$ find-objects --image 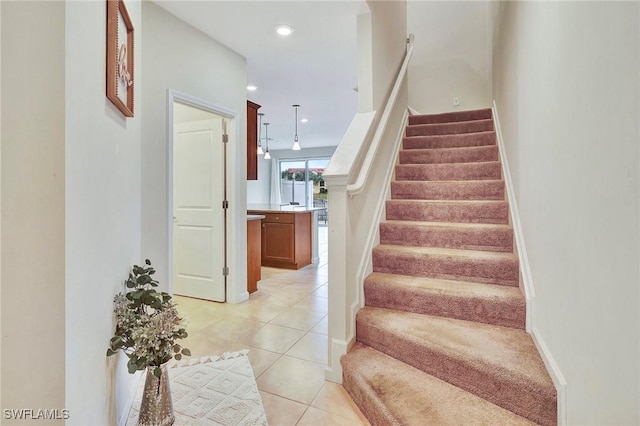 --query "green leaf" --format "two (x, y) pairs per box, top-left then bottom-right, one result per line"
(175, 353), (182, 361)
(181, 348), (191, 357)
(106, 348), (117, 357)
(127, 360), (138, 374)
(173, 344), (181, 353)
(136, 357), (147, 370)
(145, 259), (151, 265)
(153, 367), (161, 378)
